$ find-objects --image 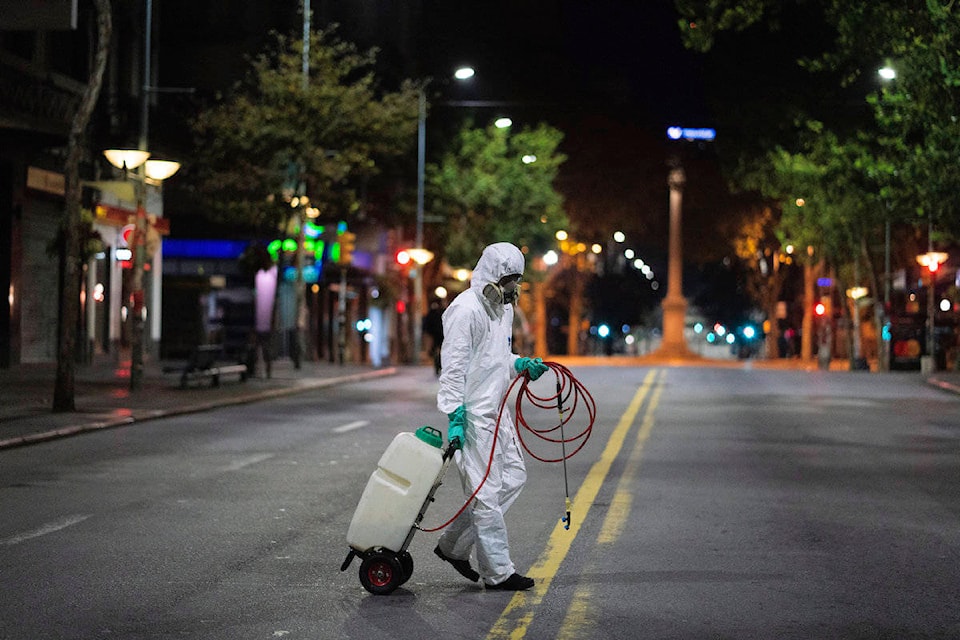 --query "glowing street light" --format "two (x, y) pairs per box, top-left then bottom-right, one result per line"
(916, 250), (949, 373)
(144, 159), (182, 182)
(454, 66), (475, 80)
(406, 248), (435, 266)
(103, 149), (150, 171)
